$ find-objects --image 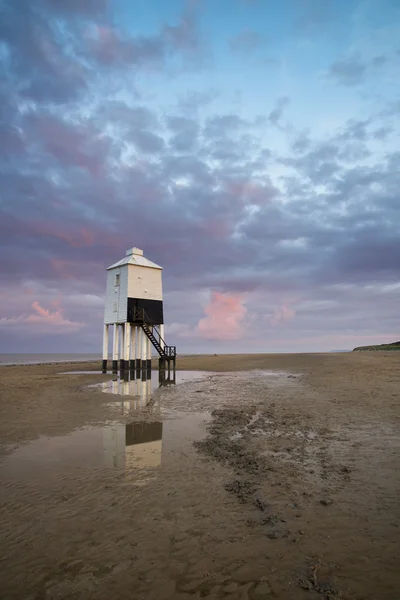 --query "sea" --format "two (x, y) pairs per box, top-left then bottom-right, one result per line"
(0, 354), (100, 366)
